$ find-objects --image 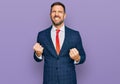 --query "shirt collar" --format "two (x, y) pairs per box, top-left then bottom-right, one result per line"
(52, 25), (65, 32)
